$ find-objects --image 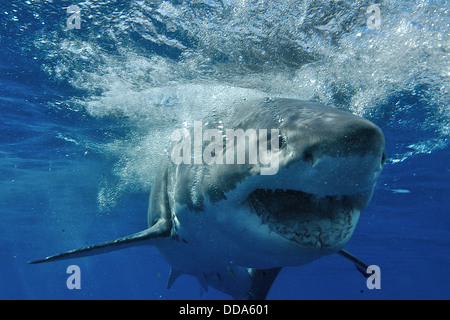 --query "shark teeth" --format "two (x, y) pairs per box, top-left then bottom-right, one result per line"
(246, 189), (356, 248)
